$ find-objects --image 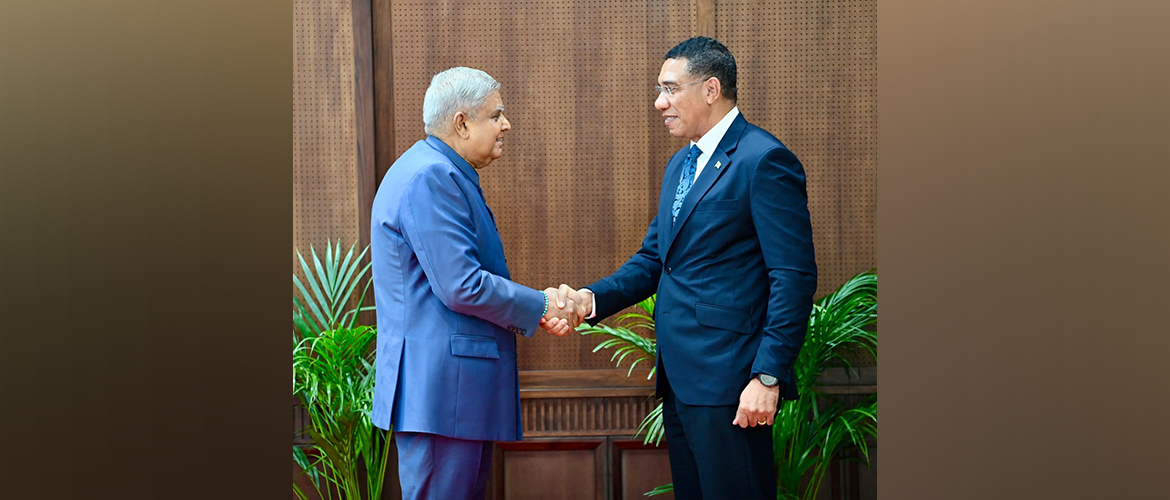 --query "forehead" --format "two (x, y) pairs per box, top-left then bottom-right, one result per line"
(478, 91), (503, 111)
(658, 58), (690, 83)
